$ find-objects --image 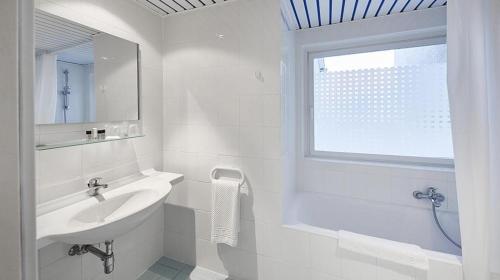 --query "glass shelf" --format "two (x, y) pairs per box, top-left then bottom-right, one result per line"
(36, 134), (145, 151)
